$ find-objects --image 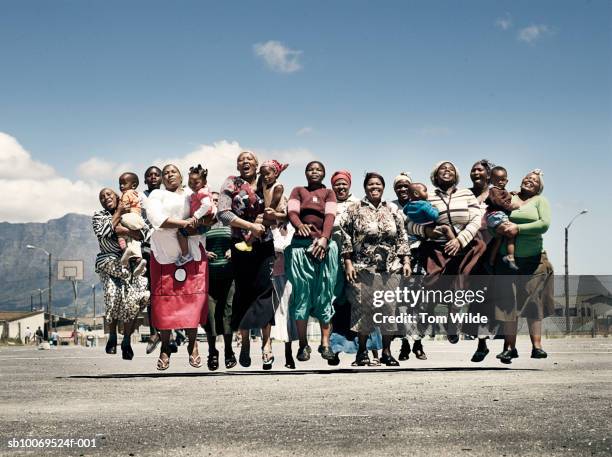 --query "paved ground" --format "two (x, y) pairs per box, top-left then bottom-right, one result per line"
(0, 336), (611, 457)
